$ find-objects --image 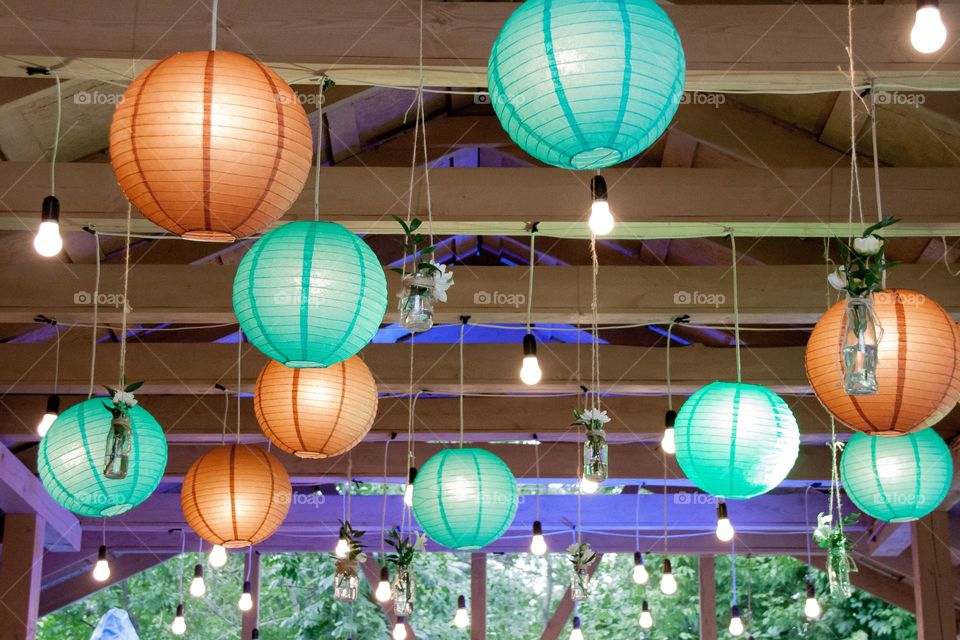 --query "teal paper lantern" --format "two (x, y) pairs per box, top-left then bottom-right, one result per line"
(233, 221), (388, 368)
(413, 448), (519, 550)
(38, 399), (168, 517)
(675, 381), (800, 500)
(841, 430), (952, 523)
(487, 0), (685, 170)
